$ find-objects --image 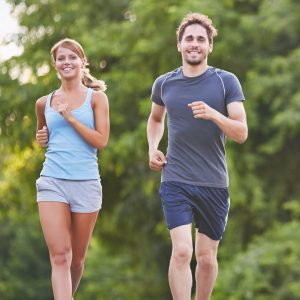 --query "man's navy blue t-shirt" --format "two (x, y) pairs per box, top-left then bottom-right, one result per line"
(151, 66), (245, 188)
